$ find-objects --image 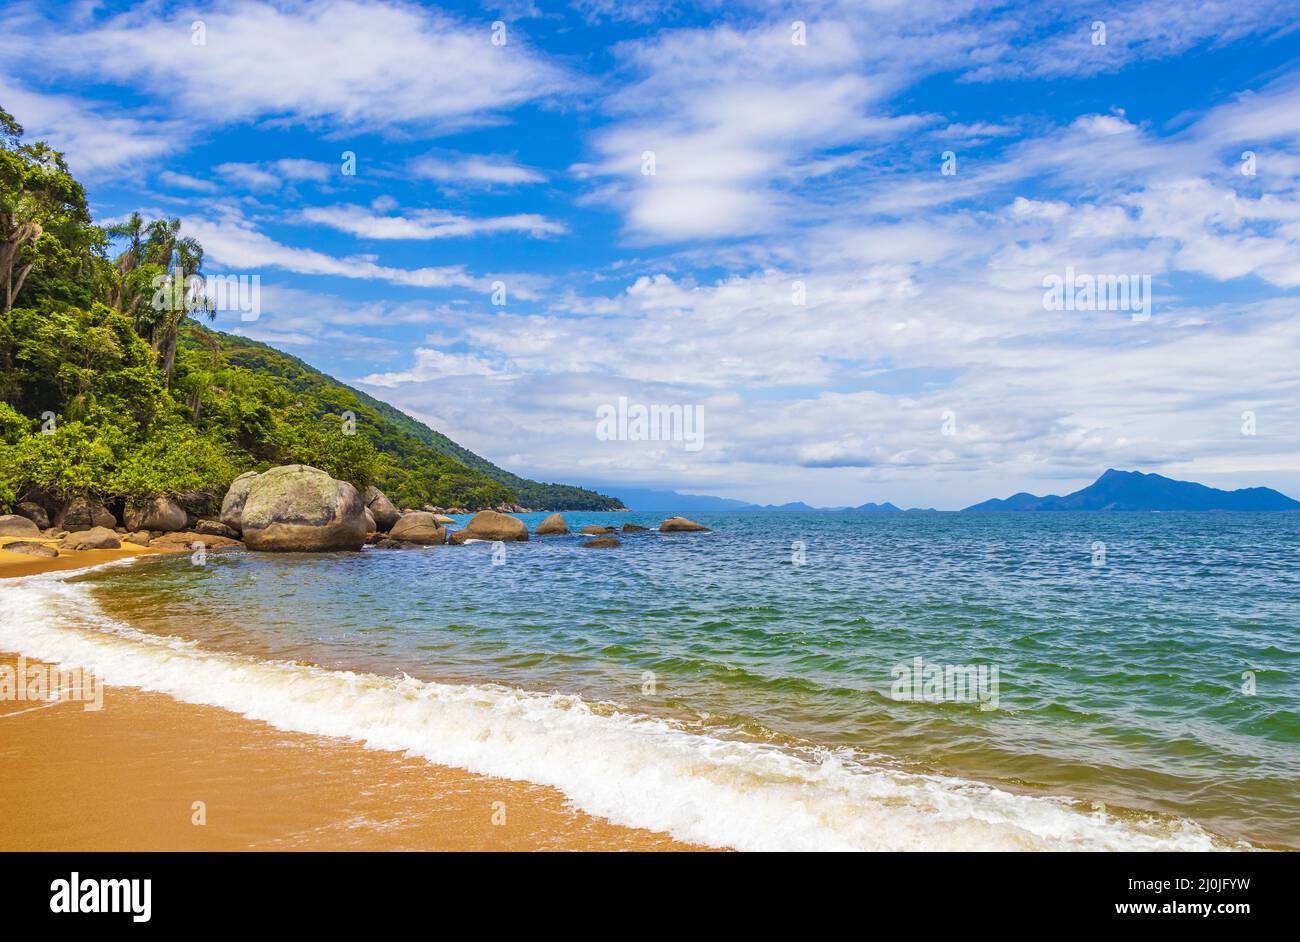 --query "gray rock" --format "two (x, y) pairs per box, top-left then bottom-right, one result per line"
(447, 510), (529, 545)
(659, 516), (711, 532)
(240, 465), (369, 552)
(58, 497), (116, 532)
(219, 470), (260, 534)
(388, 512), (447, 545)
(535, 513), (568, 535)
(0, 514), (41, 538)
(1, 541), (58, 558)
(362, 486), (400, 532)
(123, 496), (188, 532)
(61, 526), (121, 550)
(14, 501), (50, 530)
(195, 519), (239, 539)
